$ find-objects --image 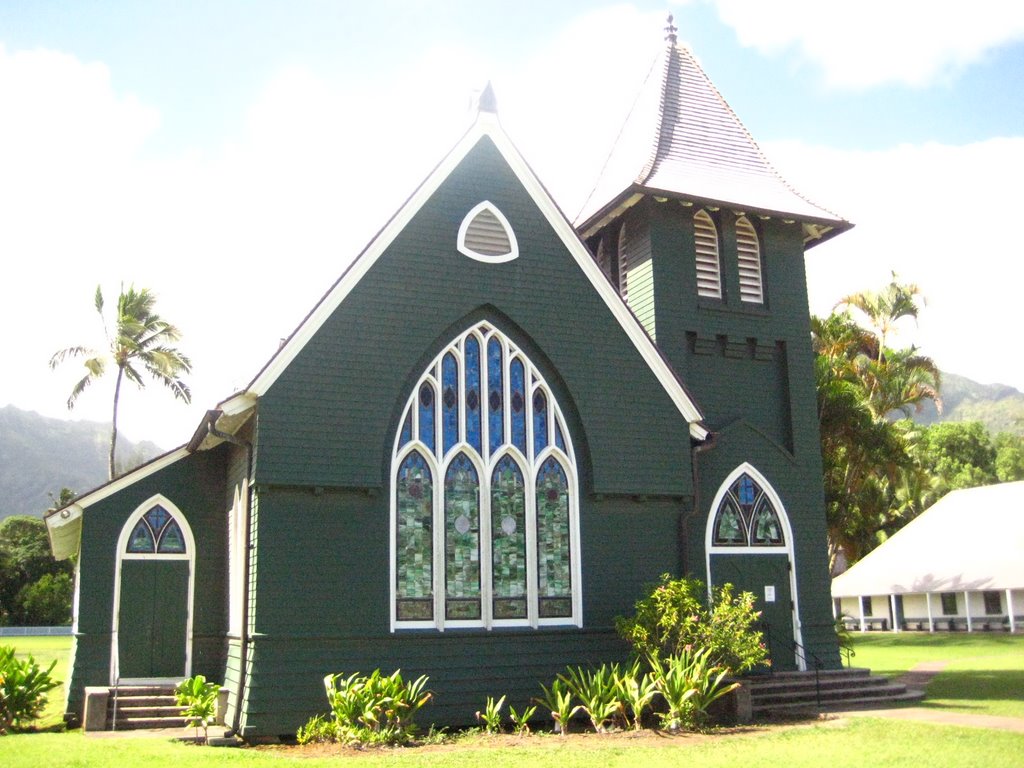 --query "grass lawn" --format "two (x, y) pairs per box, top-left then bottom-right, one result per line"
(849, 632), (1024, 717)
(3, 634), (72, 730)
(1, 718), (1022, 768)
